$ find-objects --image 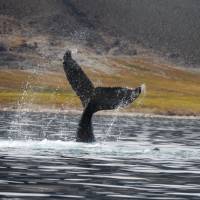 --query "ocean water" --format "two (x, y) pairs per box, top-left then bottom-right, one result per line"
(0, 111), (200, 199)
